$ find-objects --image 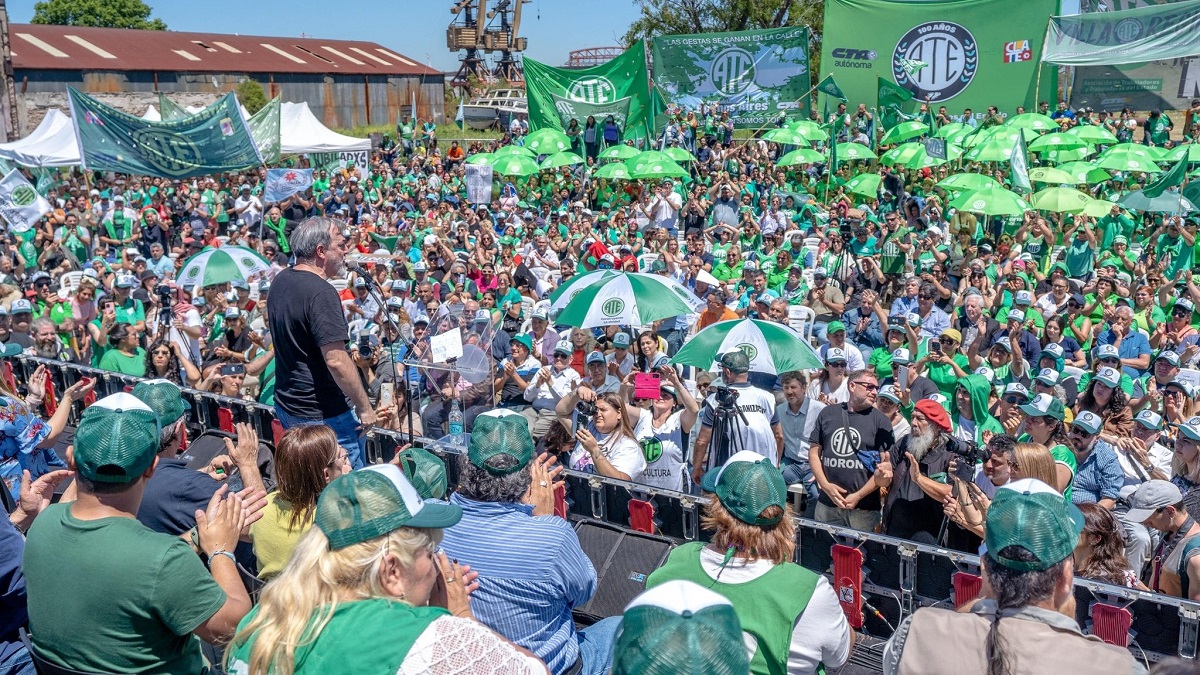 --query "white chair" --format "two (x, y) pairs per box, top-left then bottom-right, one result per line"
(803, 237), (822, 249)
(638, 253), (659, 272)
(58, 271), (84, 293)
(1061, 365), (1086, 384)
(788, 305), (816, 343)
(1178, 368), (1200, 393)
(329, 278), (348, 292)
